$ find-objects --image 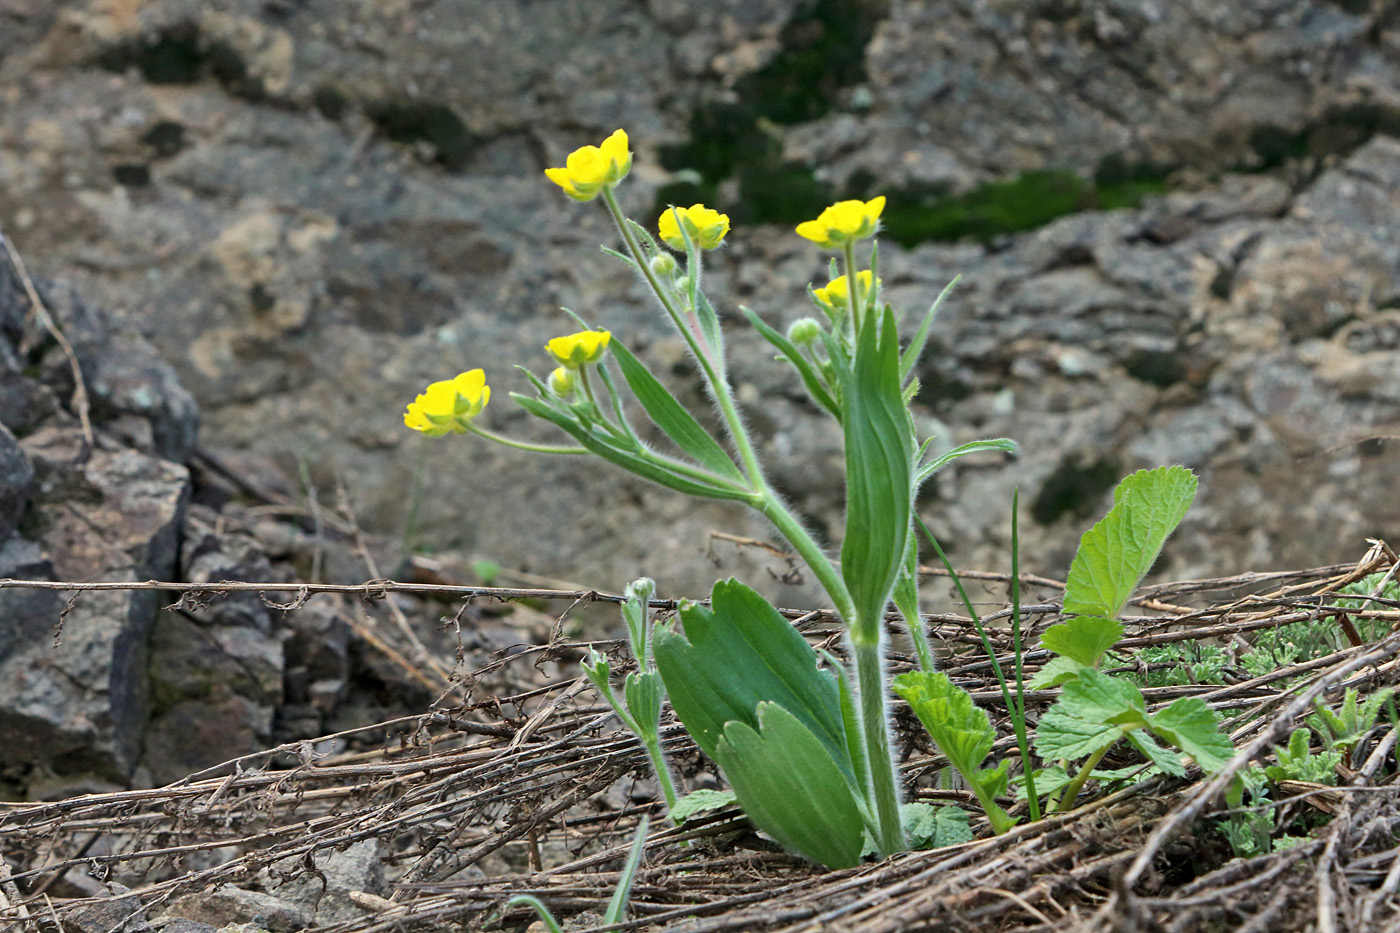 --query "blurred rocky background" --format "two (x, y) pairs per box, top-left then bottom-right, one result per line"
(1, 0), (1399, 789)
